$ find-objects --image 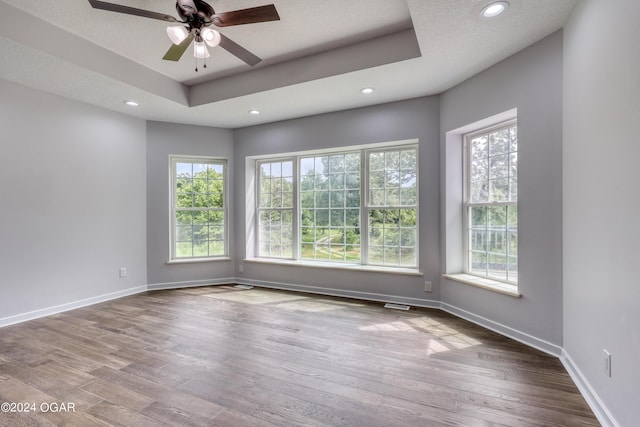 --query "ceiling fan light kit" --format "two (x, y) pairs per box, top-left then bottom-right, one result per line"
(166, 25), (189, 45)
(201, 28), (221, 48)
(194, 41), (210, 59)
(88, 0), (280, 68)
